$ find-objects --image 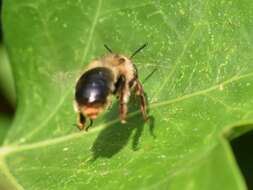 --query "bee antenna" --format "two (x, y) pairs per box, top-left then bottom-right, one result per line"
(143, 68), (158, 84)
(104, 44), (113, 53)
(130, 43), (148, 59)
